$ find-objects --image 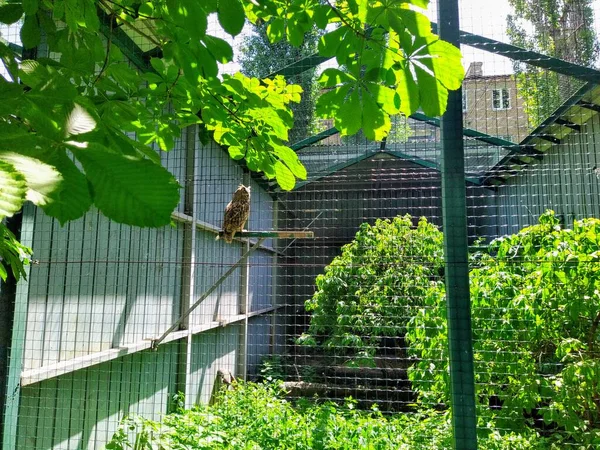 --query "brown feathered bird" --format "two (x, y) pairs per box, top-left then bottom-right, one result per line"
(217, 185), (251, 243)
